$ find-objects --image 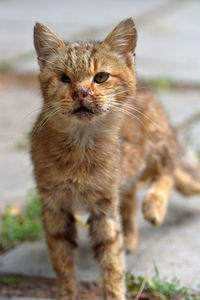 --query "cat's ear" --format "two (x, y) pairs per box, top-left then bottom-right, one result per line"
(102, 18), (137, 65)
(34, 22), (66, 67)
